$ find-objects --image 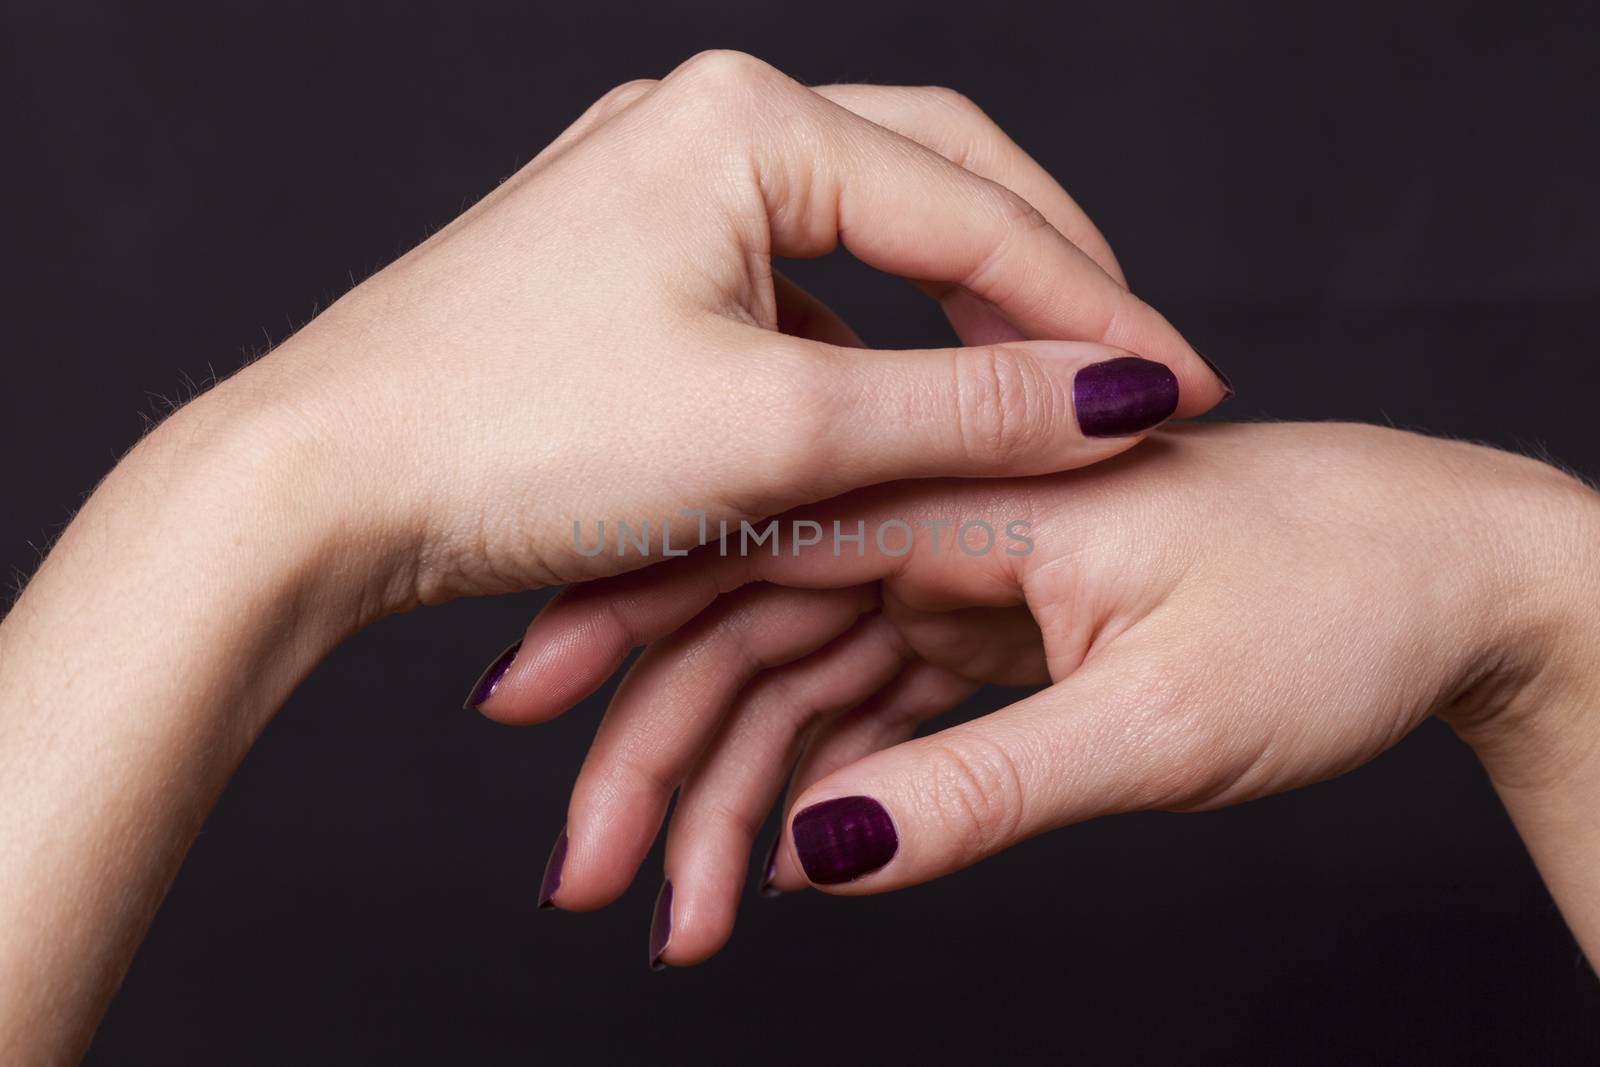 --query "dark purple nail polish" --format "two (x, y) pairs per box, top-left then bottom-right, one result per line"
(463, 640), (521, 710)
(1195, 349), (1235, 399)
(1073, 356), (1179, 438)
(538, 828), (567, 910)
(791, 796), (898, 885)
(758, 835), (782, 898)
(648, 880), (673, 971)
